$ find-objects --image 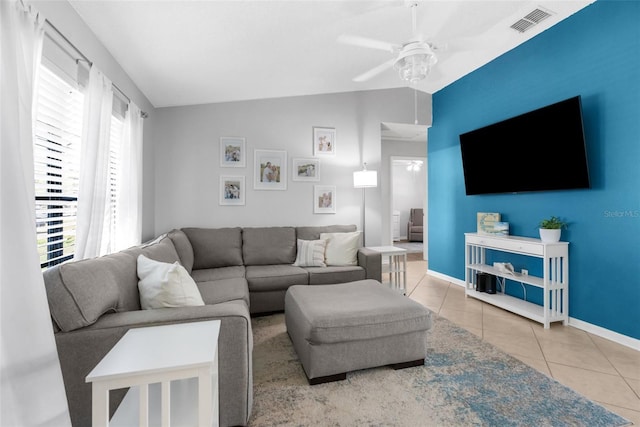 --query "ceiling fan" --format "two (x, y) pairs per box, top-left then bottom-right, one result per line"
(338, 1), (441, 84)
